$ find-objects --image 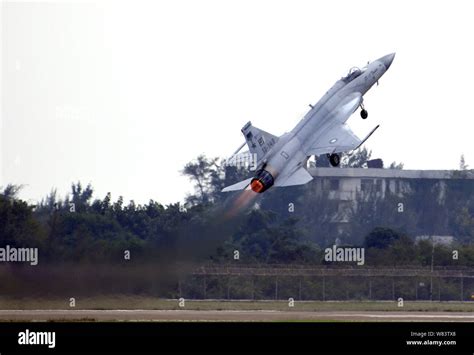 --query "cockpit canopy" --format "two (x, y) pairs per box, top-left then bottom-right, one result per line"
(342, 66), (364, 83)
